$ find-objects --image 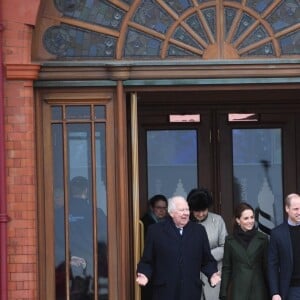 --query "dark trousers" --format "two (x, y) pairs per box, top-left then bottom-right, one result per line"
(288, 287), (300, 300)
